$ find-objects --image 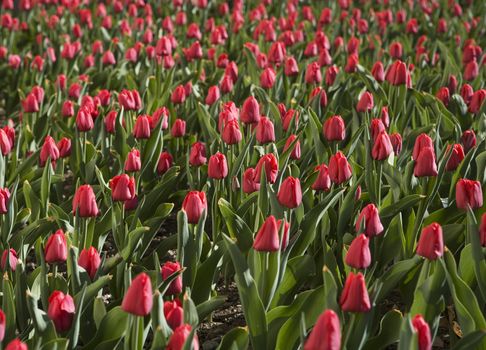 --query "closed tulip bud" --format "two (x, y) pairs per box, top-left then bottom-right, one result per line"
(389, 41), (403, 59)
(284, 134), (301, 160)
(318, 49), (332, 66)
(167, 324), (199, 350)
(164, 300), (184, 330)
(133, 115), (151, 139)
(78, 246), (101, 279)
(182, 191), (207, 224)
(171, 119), (186, 138)
(436, 87), (450, 106)
(73, 185), (98, 217)
(241, 96), (260, 124)
(57, 137), (71, 158)
(460, 84), (473, 104)
(157, 151), (173, 175)
(304, 309), (340, 350)
(104, 110), (118, 134)
(69, 83), (82, 100)
(469, 89), (486, 113)
(0, 308), (4, 341)
(76, 107), (94, 132)
(372, 61), (385, 82)
(22, 93), (40, 113)
(386, 60), (410, 87)
(345, 234), (371, 269)
(40, 136), (60, 167)
(464, 60), (479, 82)
(122, 273), (153, 316)
(118, 89), (142, 111)
(445, 144), (465, 171)
(372, 131), (393, 161)
(208, 152), (228, 179)
(5, 340), (27, 350)
(102, 50), (116, 65)
(243, 168), (260, 194)
(110, 174), (136, 201)
(97, 89), (111, 106)
(125, 149), (141, 172)
(414, 147), (438, 177)
(357, 92), (374, 112)
(220, 75), (234, 94)
(0, 129), (12, 156)
(0, 188), (9, 214)
(222, 120), (242, 145)
(305, 62), (322, 84)
(340, 272), (371, 312)
(206, 85), (221, 105)
(161, 261), (183, 295)
(461, 130), (476, 153)
(412, 134), (434, 161)
(256, 117), (275, 144)
(312, 164), (331, 192)
(268, 41), (286, 64)
(389, 133), (402, 156)
(189, 142), (207, 167)
(62, 100), (75, 118)
(254, 153), (279, 184)
(253, 216), (280, 252)
(345, 54), (359, 73)
(329, 151), (352, 185)
(1, 248), (17, 271)
(260, 67), (276, 89)
(356, 204), (383, 236)
(417, 222), (444, 260)
(277, 176), (302, 209)
(380, 107), (390, 128)
(284, 56), (299, 76)
(45, 229), (67, 263)
(48, 291), (75, 332)
(323, 115), (346, 142)
(412, 315), (432, 350)
(456, 179), (483, 210)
